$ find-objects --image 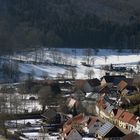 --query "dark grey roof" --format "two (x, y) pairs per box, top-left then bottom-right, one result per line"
(97, 122), (114, 137)
(102, 75), (126, 85)
(42, 108), (57, 119)
(104, 95), (110, 102)
(87, 78), (101, 87)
